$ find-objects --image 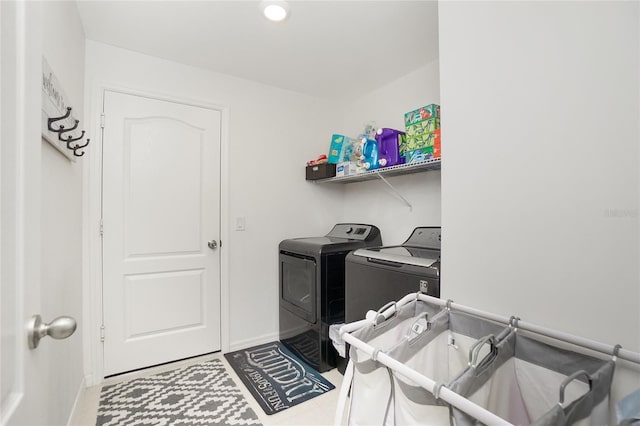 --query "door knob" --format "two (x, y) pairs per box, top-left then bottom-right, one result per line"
(27, 315), (77, 349)
(208, 240), (218, 249)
